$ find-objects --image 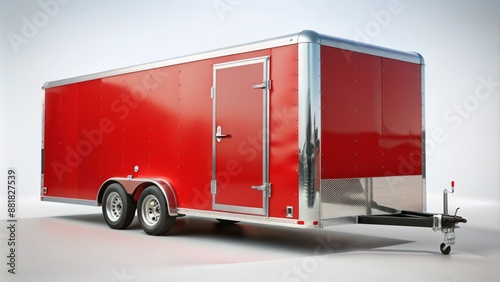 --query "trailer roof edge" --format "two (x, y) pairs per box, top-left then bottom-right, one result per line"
(317, 31), (422, 64)
(43, 30), (422, 89)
